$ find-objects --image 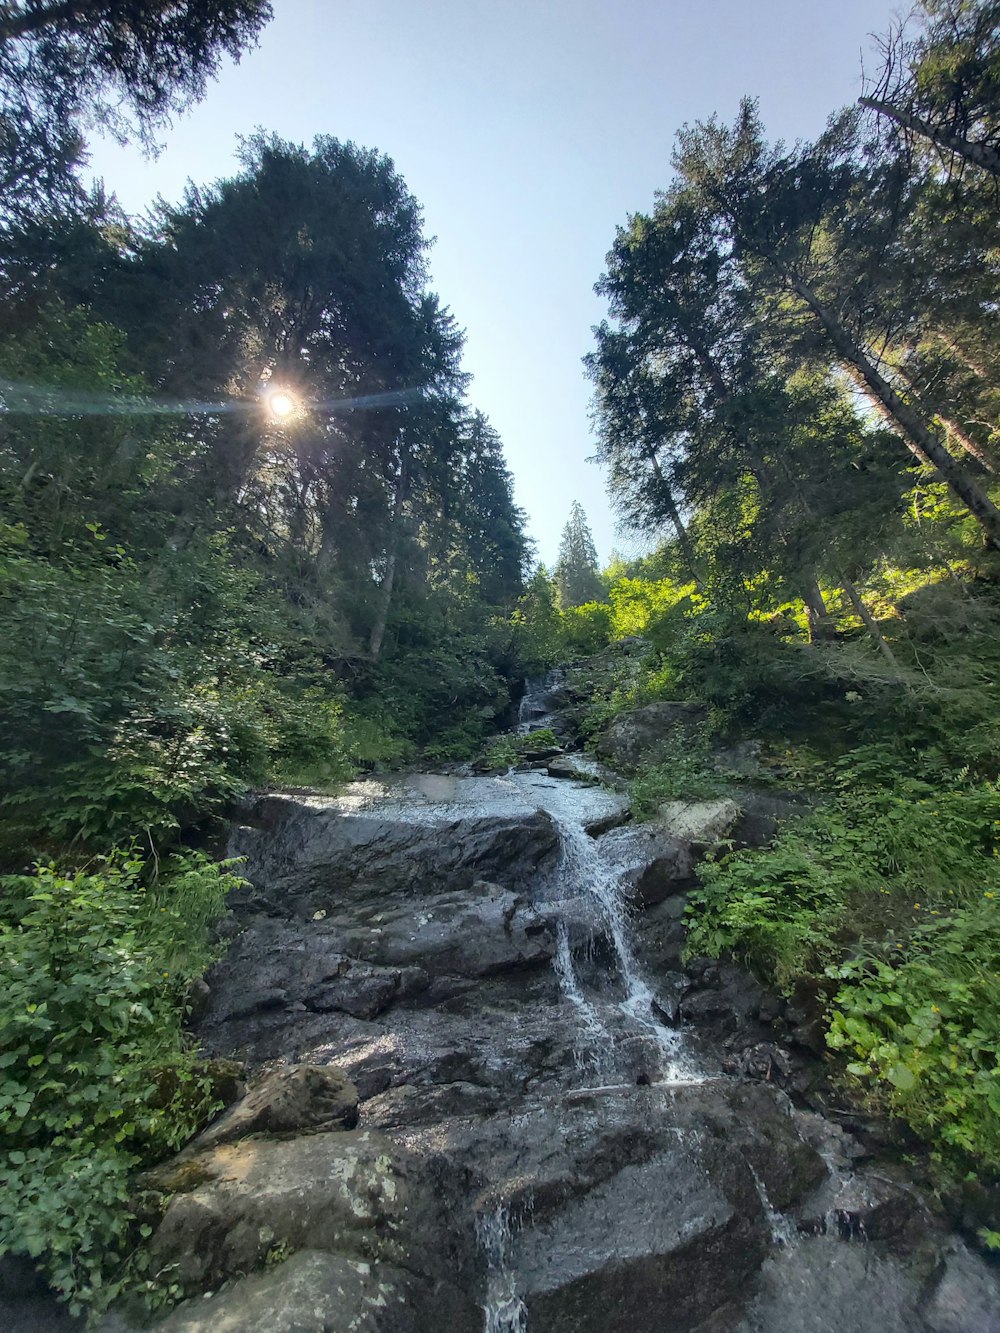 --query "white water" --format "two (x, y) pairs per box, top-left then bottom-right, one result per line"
(552, 919), (610, 1074)
(474, 677), (702, 1331)
(550, 818), (699, 1085)
(517, 668), (564, 734)
(749, 1164), (798, 1248)
(477, 1204), (529, 1333)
